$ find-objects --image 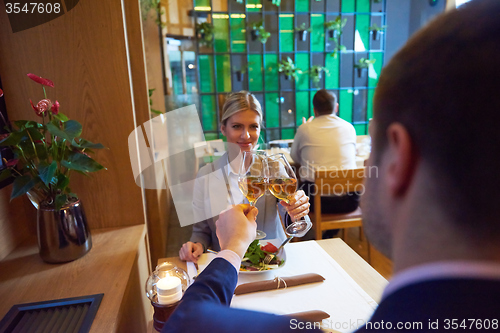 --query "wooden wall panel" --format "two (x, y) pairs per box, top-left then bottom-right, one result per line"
(141, 7), (171, 265)
(0, 186), (36, 261)
(0, 0), (146, 231)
